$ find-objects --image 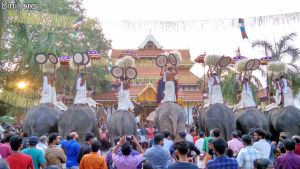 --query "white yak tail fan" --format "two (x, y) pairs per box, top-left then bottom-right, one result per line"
(204, 55), (221, 66)
(42, 60), (60, 73)
(116, 55), (135, 68)
(170, 50), (183, 64)
(235, 59), (248, 72)
(267, 61), (287, 74)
